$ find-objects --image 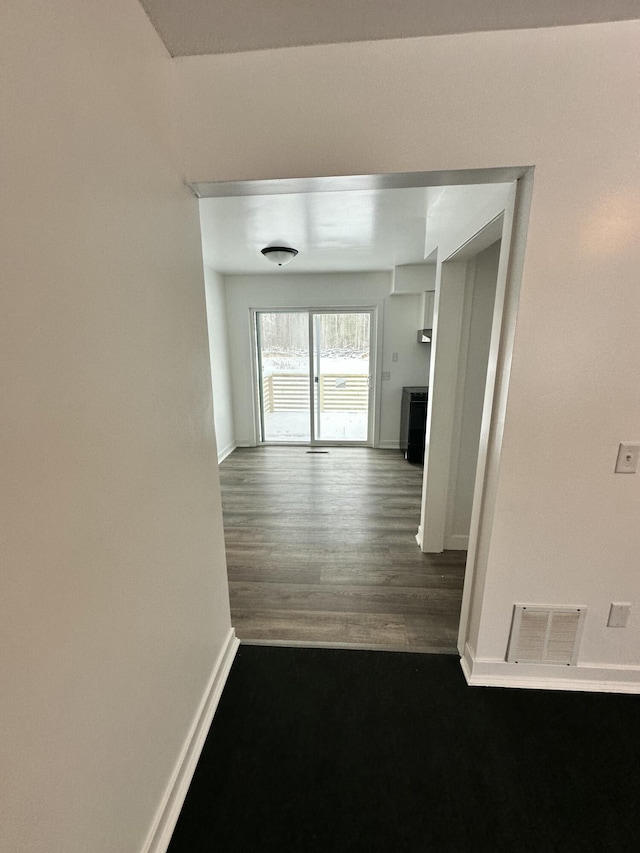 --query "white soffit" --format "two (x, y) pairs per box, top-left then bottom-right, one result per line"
(138, 0), (640, 56)
(424, 183), (512, 260)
